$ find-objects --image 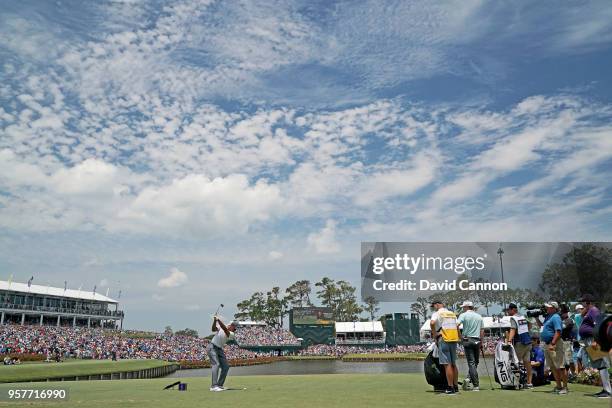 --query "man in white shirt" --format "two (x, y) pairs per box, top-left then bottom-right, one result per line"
(207, 317), (236, 391)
